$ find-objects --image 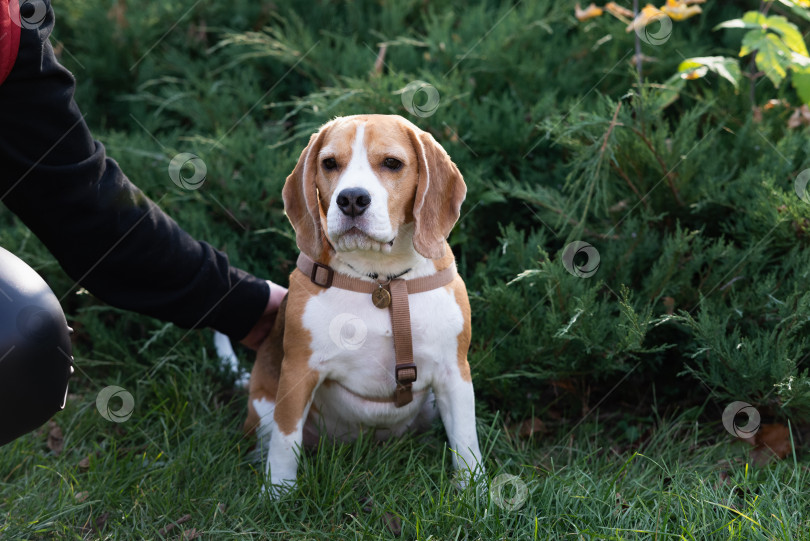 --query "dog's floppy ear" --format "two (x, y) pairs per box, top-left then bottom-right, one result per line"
(408, 128), (467, 260)
(282, 124), (332, 261)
